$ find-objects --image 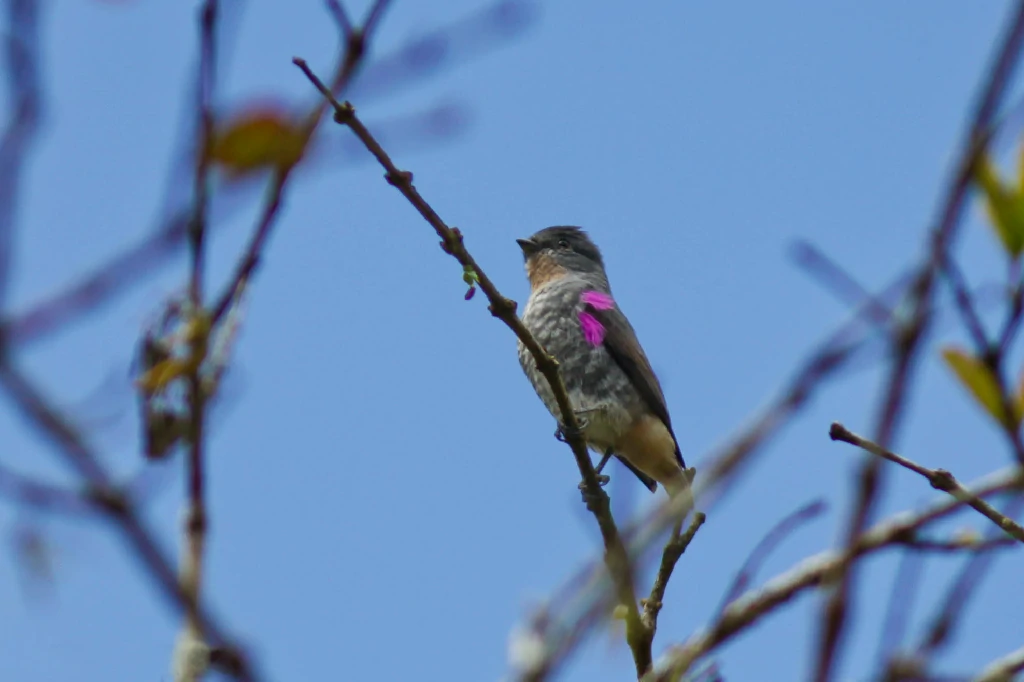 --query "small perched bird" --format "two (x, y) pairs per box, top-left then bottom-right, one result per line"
(516, 226), (691, 498)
